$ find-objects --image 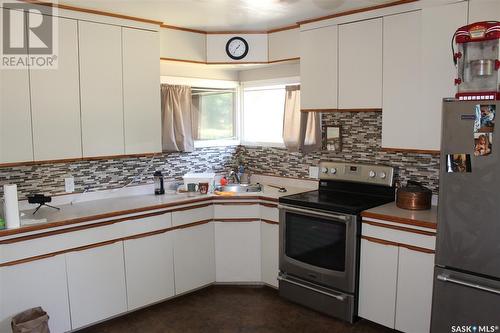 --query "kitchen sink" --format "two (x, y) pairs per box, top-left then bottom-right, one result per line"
(216, 183), (262, 193)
